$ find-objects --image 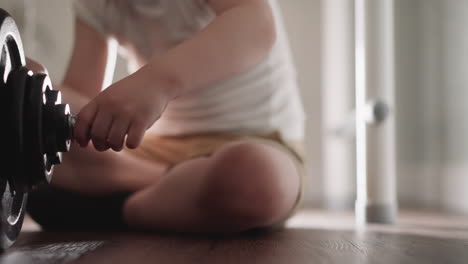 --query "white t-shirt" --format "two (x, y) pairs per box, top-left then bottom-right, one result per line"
(73, 0), (305, 141)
